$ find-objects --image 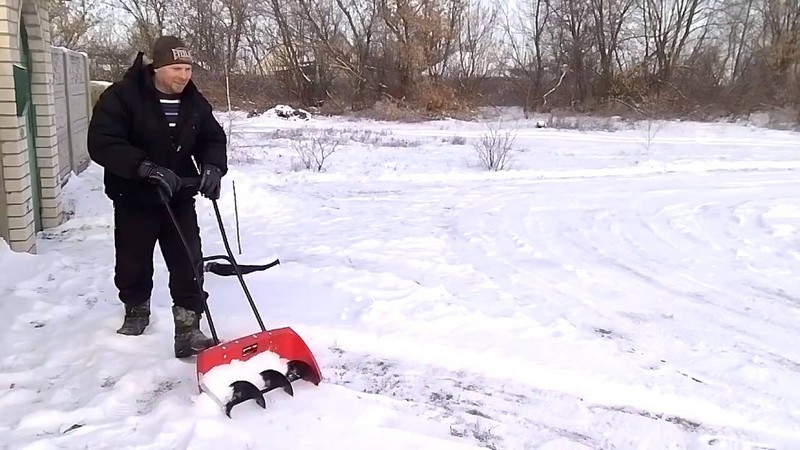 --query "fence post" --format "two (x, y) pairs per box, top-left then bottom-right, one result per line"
(50, 46), (73, 184)
(62, 48), (76, 179)
(83, 52), (91, 123)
